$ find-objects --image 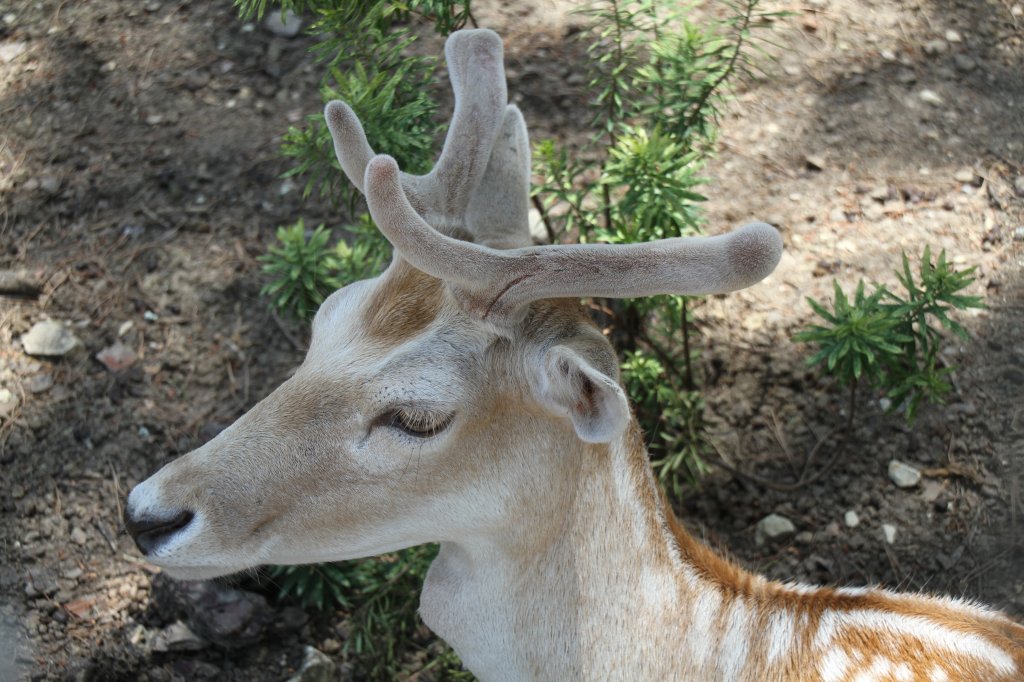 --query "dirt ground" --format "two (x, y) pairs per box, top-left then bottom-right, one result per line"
(1, 0), (1022, 680)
